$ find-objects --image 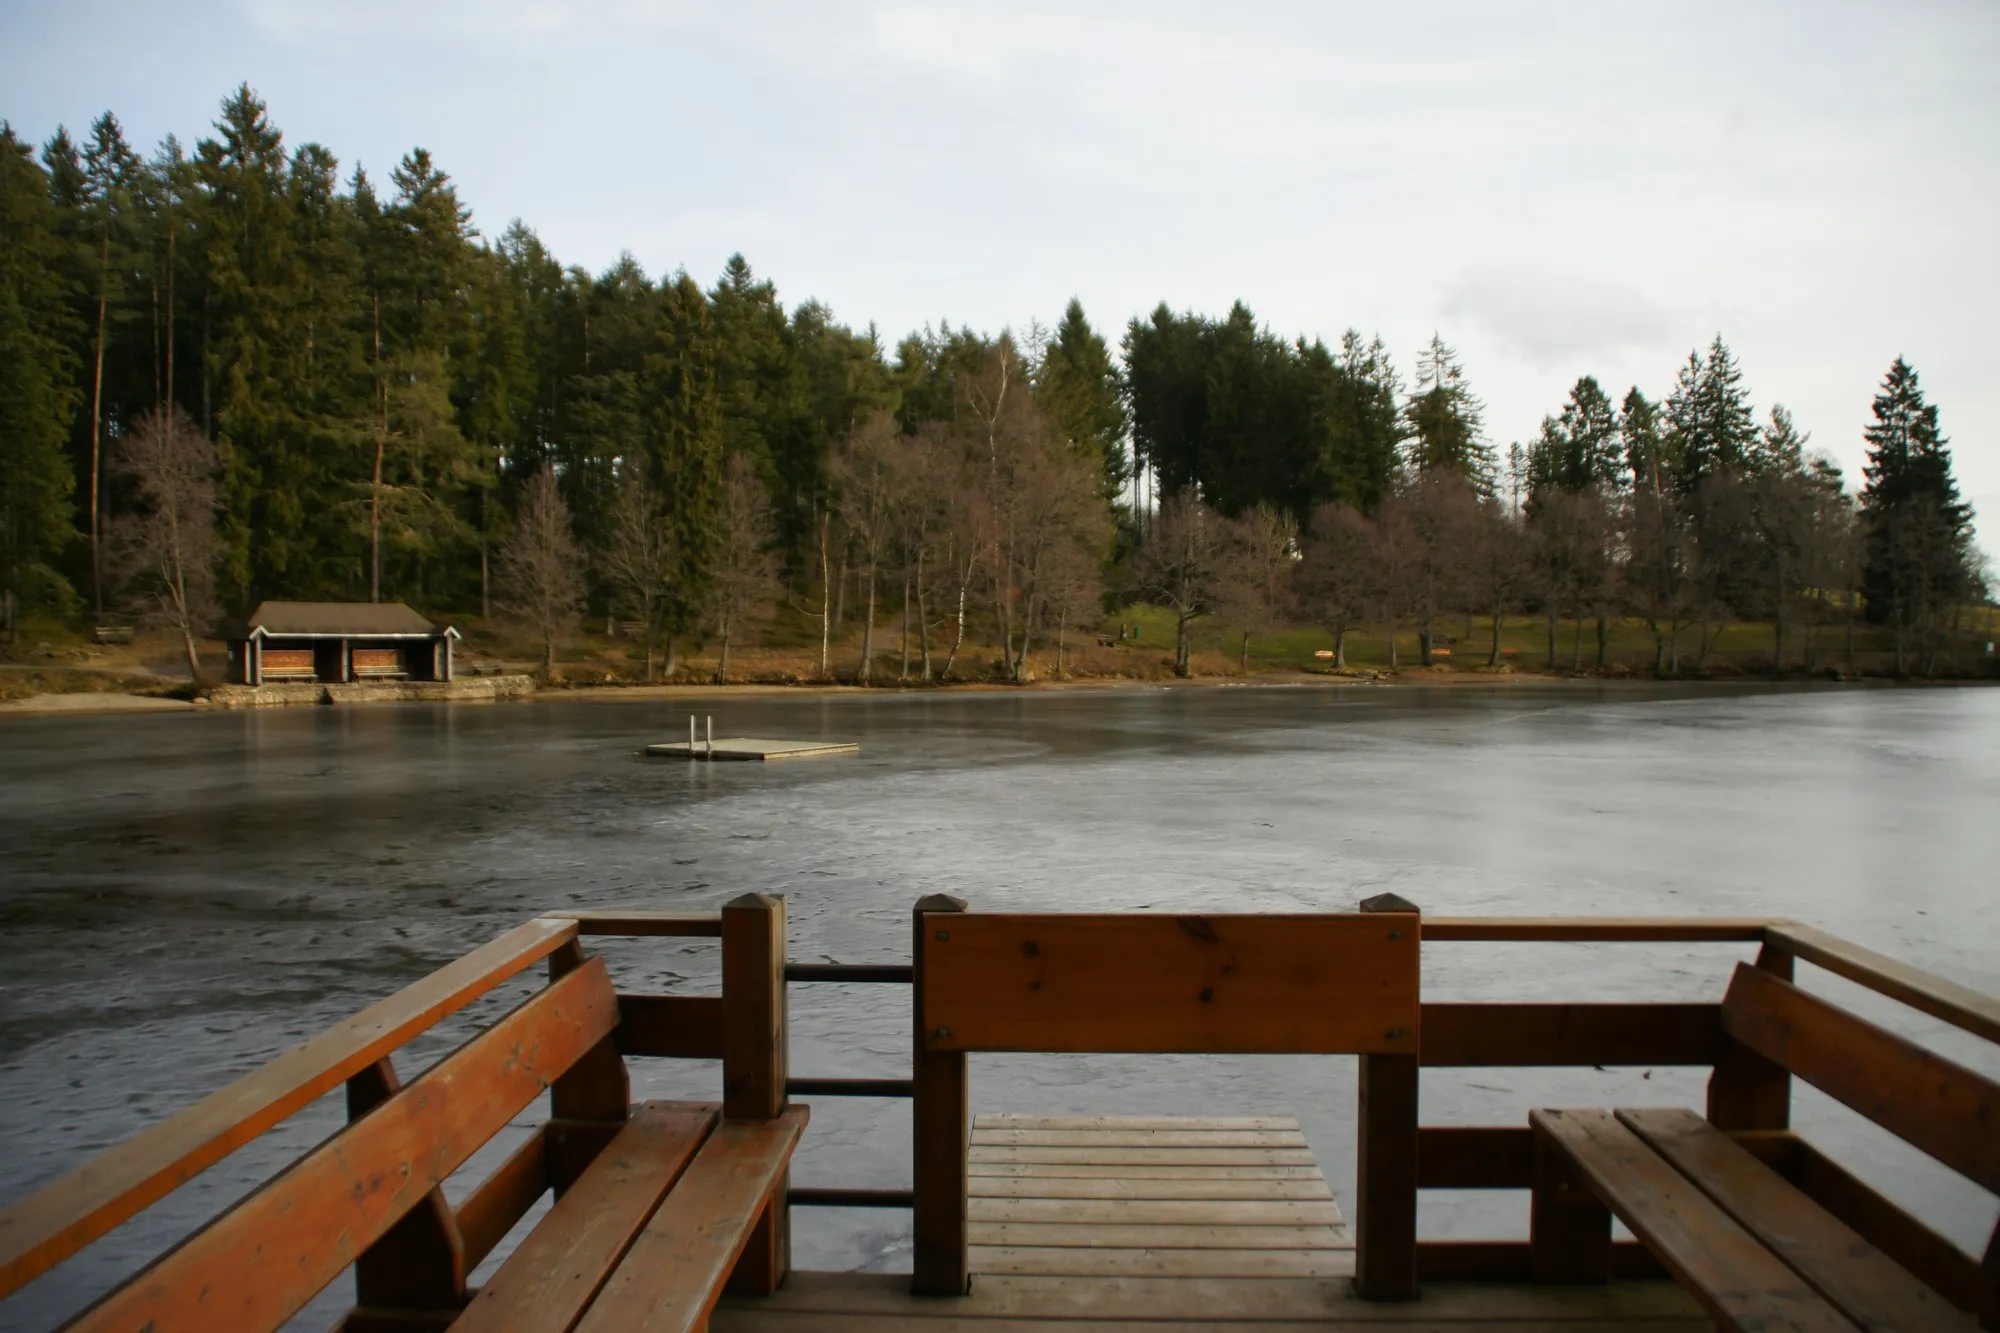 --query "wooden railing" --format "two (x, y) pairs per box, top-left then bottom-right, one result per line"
(4, 903), (1993, 1321)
